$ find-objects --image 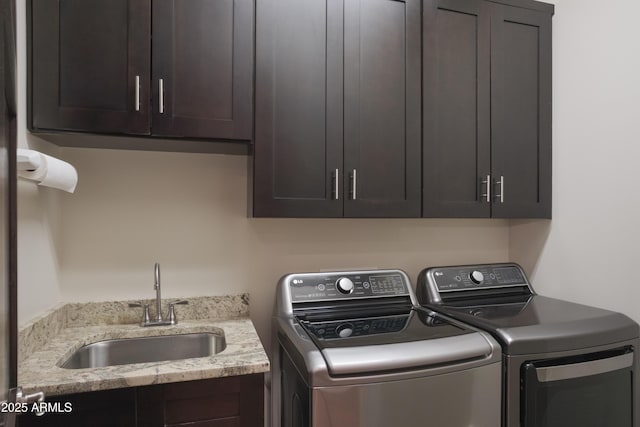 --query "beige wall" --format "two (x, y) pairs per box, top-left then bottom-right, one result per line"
(16, 143), (513, 352)
(16, 157), (63, 326)
(55, 148), (509, 351)
(510, 0), (640, 323)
